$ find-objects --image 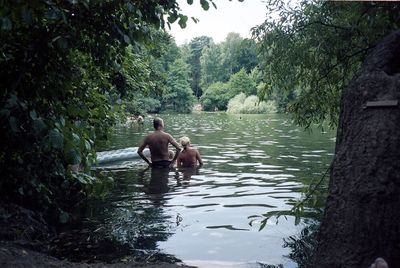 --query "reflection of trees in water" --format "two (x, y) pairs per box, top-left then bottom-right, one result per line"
(77, 167), (179, 261)
(106, 166), (175, 251)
